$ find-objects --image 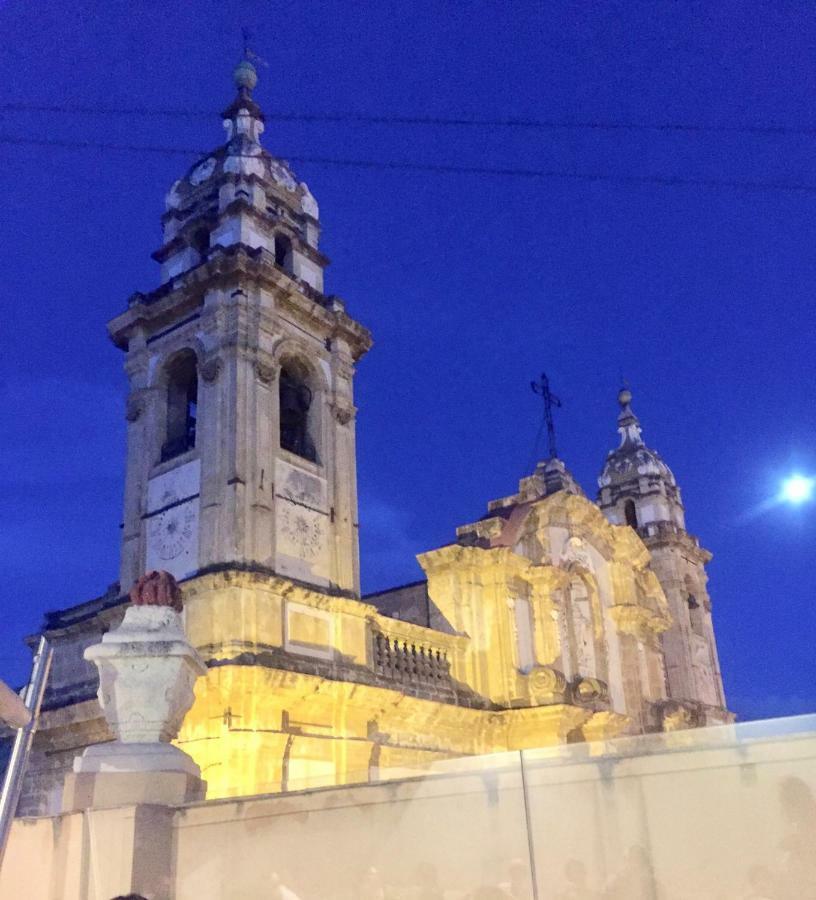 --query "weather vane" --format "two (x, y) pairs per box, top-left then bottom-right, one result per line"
(240, 27), (269, 67)
(531, 372), (562, 461)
